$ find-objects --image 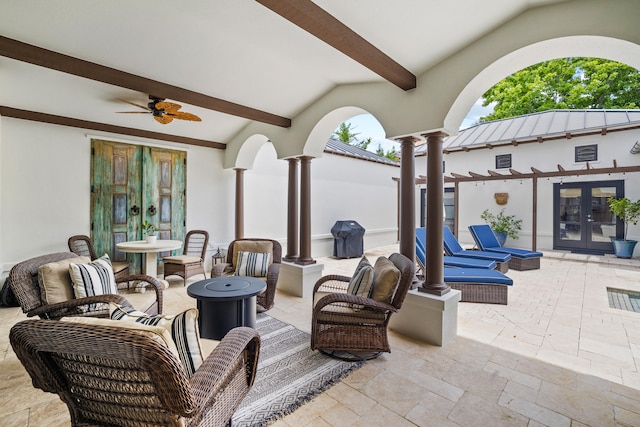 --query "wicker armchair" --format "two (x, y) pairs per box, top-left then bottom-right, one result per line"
(9, 252), (163, 319)
(211, 238), (282, 311)
(10, 319), (260, 427)
(67, 234), (131, 281)
(163, 230), (209, 286)
(311, 253), (414, 360)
